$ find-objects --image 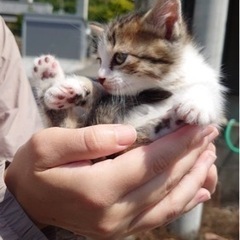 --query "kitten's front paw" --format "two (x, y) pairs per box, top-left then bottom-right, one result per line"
(173, 101), (216, 125)
(32, 55), (64, 81)
(44, 79), (90, 110)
